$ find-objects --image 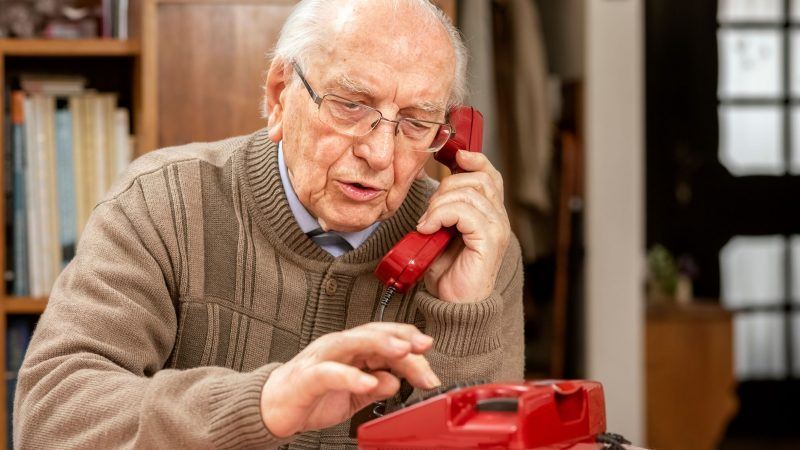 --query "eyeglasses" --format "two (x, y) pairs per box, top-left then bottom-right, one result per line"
(292, 62), (453, 153)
